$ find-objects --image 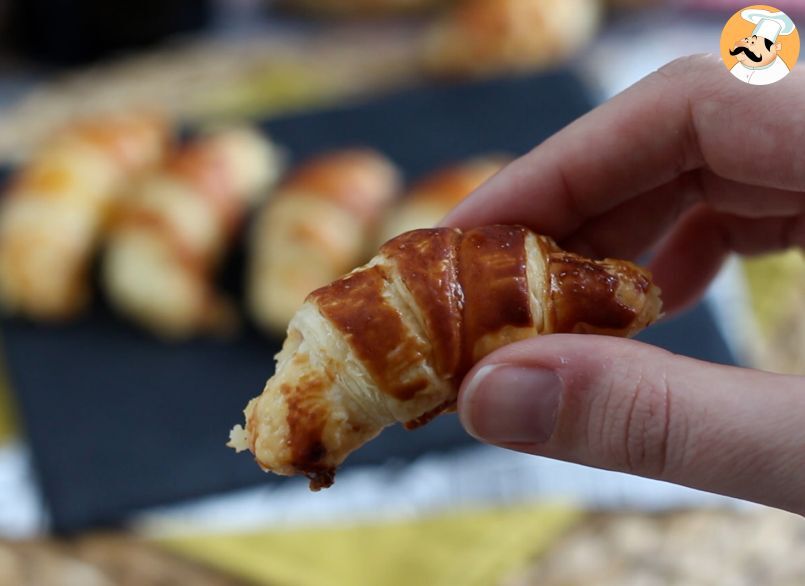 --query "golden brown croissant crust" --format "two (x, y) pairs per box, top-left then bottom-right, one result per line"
(404, 157), (507, 206)
(280, 149), (399, 223)
(233, 225), (661, 489)
(163, 142), (242, 234)
(316, 226), (653, 387)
